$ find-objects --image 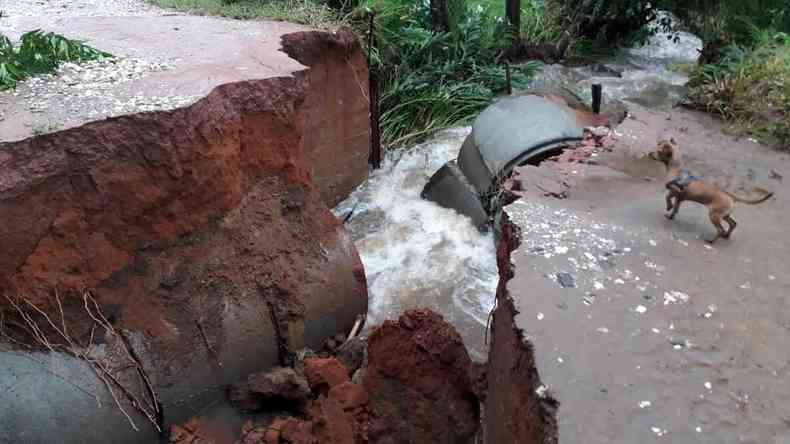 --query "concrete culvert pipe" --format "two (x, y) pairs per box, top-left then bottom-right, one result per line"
(422, 94), (609, 225)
